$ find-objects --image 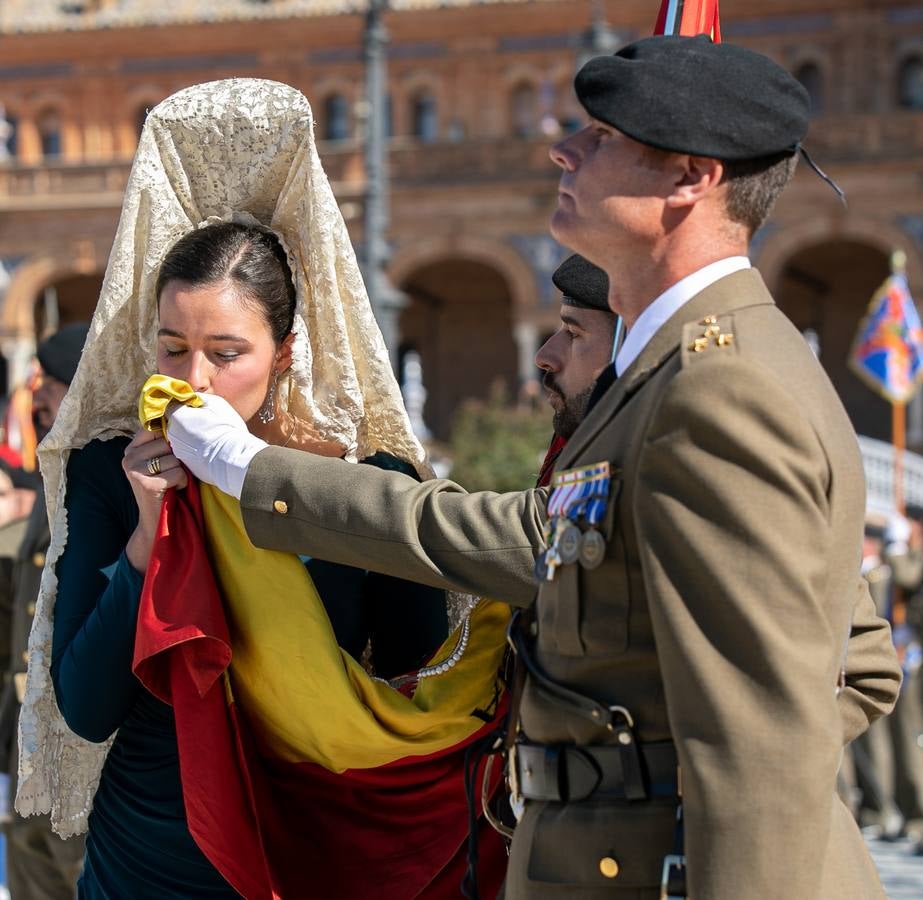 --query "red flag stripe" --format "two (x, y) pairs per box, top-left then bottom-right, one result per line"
(134, 480), (506, 898)
(654, 0), (721, 40)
